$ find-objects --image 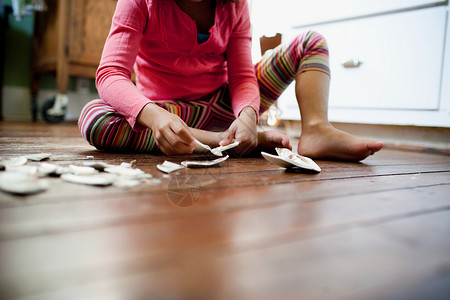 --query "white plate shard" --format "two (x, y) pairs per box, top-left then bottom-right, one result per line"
(261, 148), (321, 173)
(37, 163), (58, 176)
(0, 172), (49, 195)
(0, 156), (28, 169)
(194, 139), (239, 156)
(210, 141), (240, 156)
(61, 173), (117, 186)
(104, 165), (145, 177)
(6, 165), (39, 175)
(181, 155), (229, 168)
(68, 165), (99, 175)
(194, 139), (213, 153)
(120, 160), (136, 168)
(83, 161), (115, 171)
(113, 177), (142, 188)
(157, 161), (185, 173)
(25, 153), (52, 161)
